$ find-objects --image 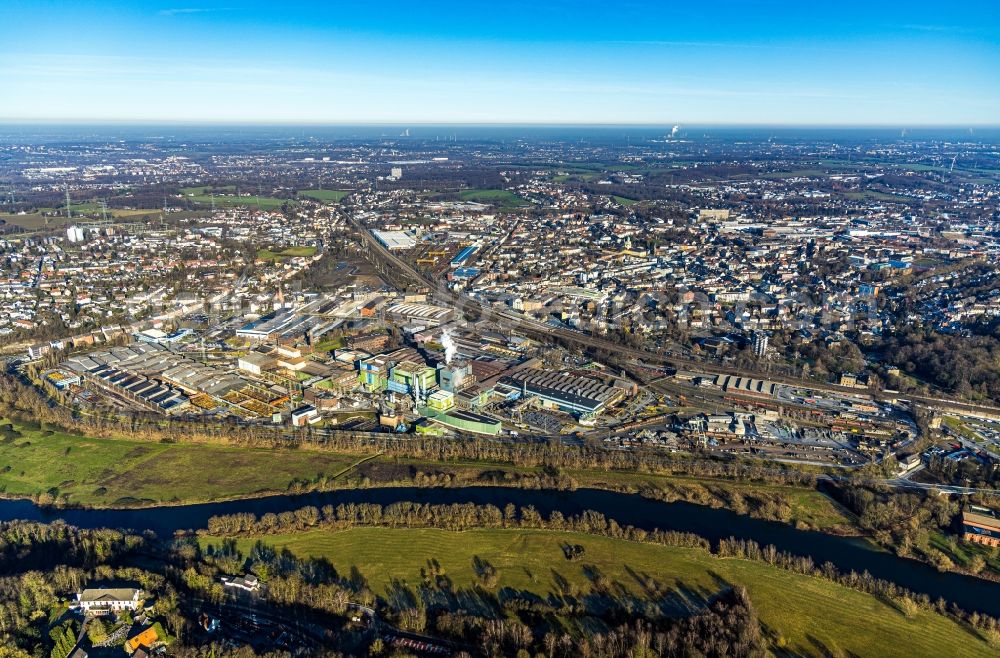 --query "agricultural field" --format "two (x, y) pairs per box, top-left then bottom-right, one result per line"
(202, 527), (996, 658)
(552, 172), (600, 182)
(839, 190), (912, 202)
(457, 189), (528, 206)
(611, 195), (639, 206)
(257, 245), (318, 261)
(0, 419), (364, 507)
(71, 204), (165, 220)
(297, 189), (350, 203)
(109, 208), (164, 218)
(181, 185), (290, 209)
(1, 207), (165, 231)
(0, 213), (70, 229)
